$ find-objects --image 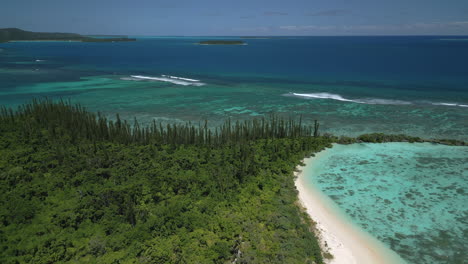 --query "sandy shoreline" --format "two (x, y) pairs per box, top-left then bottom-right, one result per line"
(295, 151), (406, 264)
